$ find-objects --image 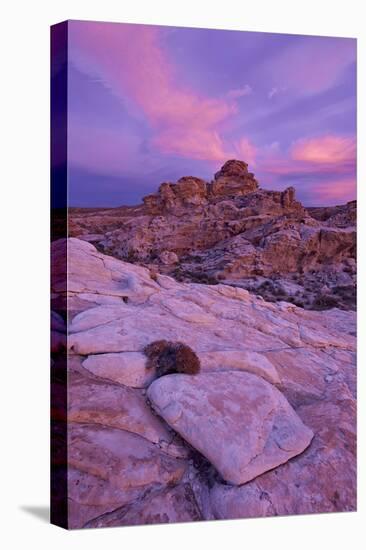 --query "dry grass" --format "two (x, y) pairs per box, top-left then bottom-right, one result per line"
(144, 340), (201, 378)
